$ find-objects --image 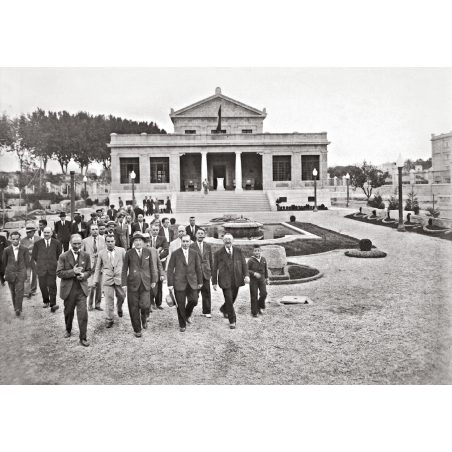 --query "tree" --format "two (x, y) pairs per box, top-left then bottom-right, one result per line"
(404, 159), (415, 172)
(349, 160), (388, 199)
